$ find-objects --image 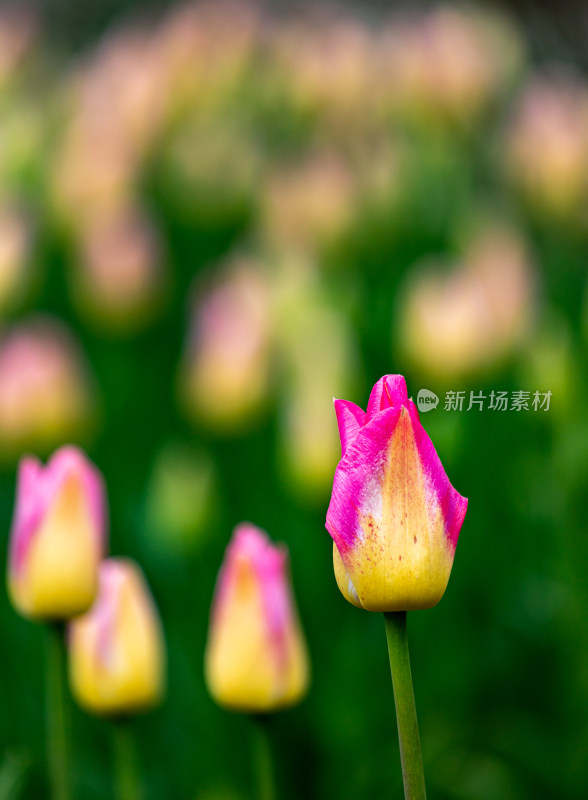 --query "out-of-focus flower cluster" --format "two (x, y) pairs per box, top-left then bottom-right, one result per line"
(0, 0), (584, 497)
